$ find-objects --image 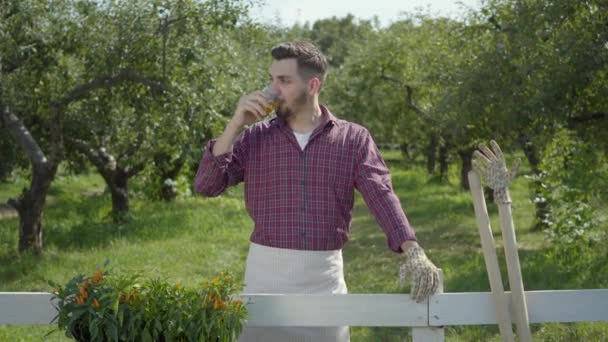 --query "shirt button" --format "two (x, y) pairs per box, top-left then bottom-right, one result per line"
(300, 180), (305, 186)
